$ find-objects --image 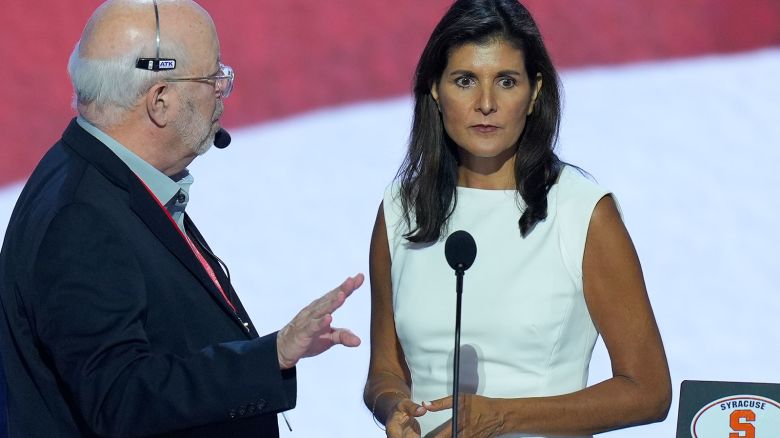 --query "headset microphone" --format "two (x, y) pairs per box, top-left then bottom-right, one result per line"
(213, 128), (231, 149)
